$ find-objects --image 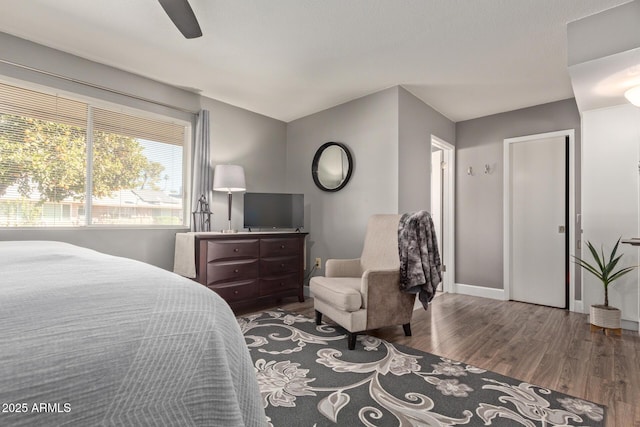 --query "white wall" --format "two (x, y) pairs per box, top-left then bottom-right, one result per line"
(567, 0), (640, 67)
(582, 104), (640, 329)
